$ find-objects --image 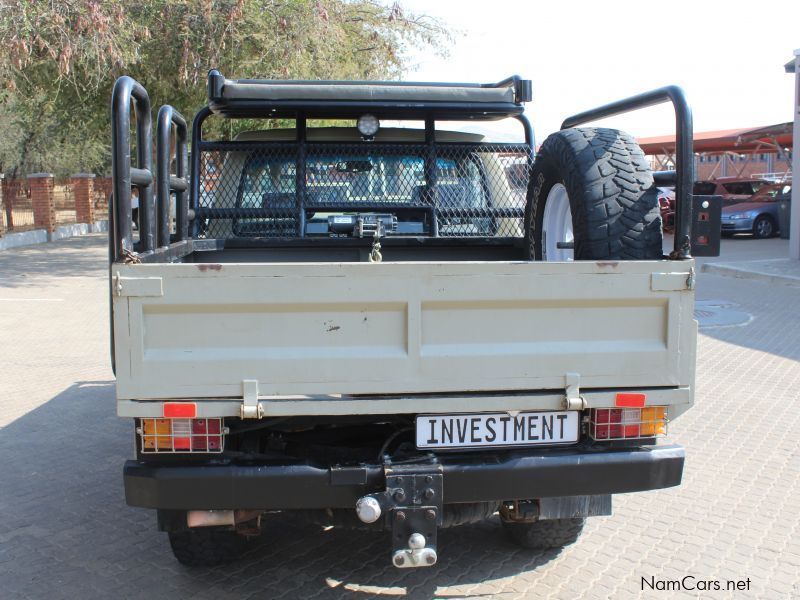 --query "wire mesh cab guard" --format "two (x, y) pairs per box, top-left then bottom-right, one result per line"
(193, 138), (533, 240)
